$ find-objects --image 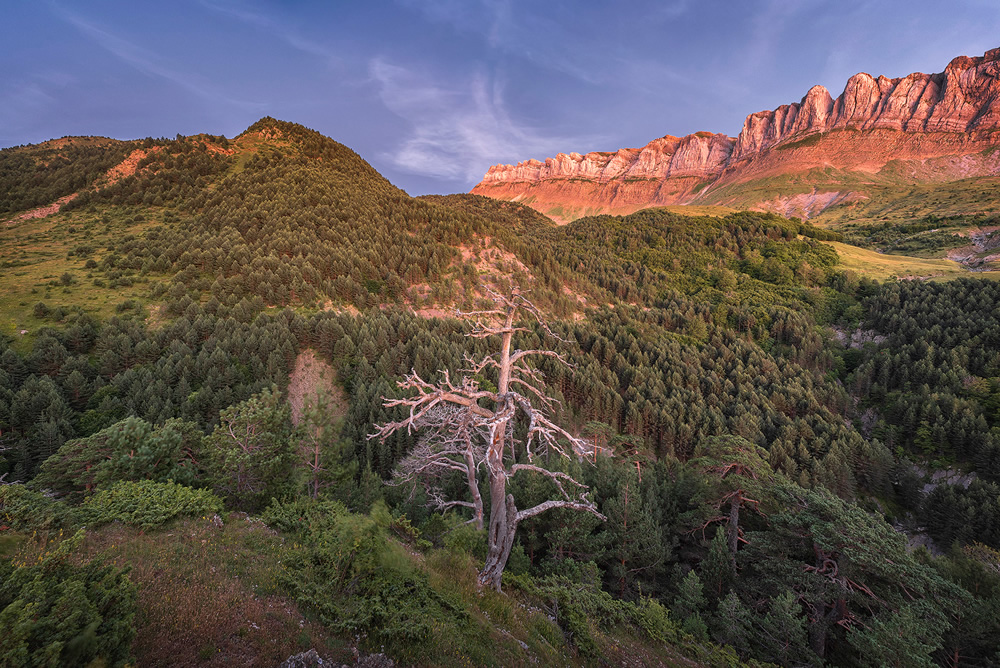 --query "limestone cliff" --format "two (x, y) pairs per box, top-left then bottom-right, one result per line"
(473, 48), (1000, 222)
(732, 48), (1000, 158)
